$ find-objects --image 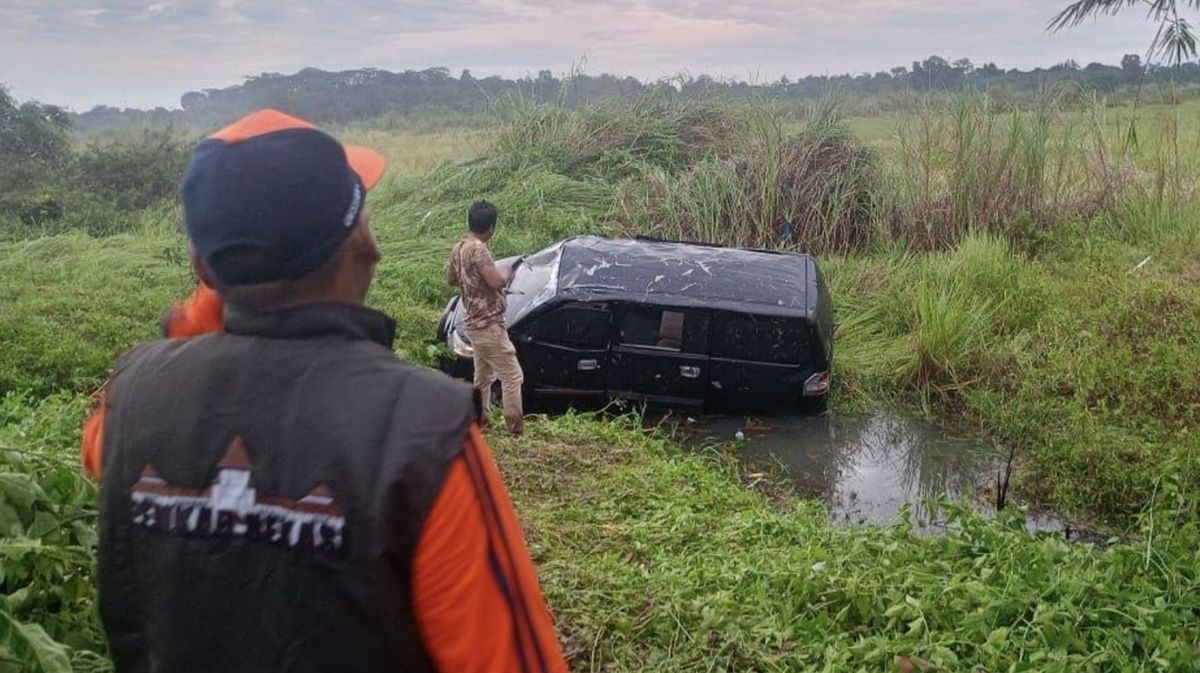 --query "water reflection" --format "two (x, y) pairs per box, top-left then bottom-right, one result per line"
(689, 410), (1000, 525)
